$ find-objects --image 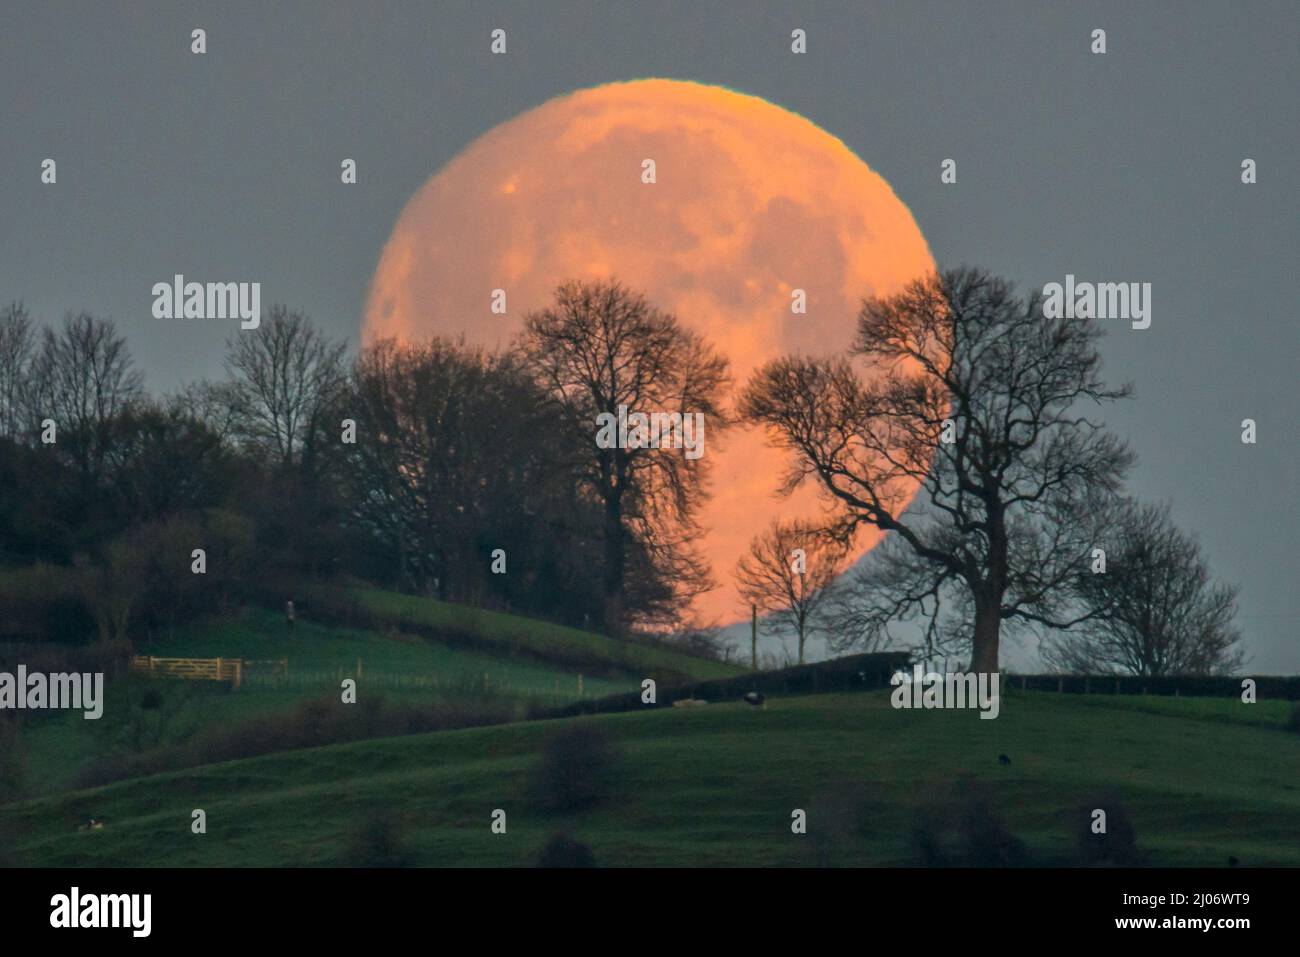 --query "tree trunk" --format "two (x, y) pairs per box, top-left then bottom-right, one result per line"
(970, 593), (1001, 673)
(602, 494), (624, 637)
(972, 504), (1009, 674)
